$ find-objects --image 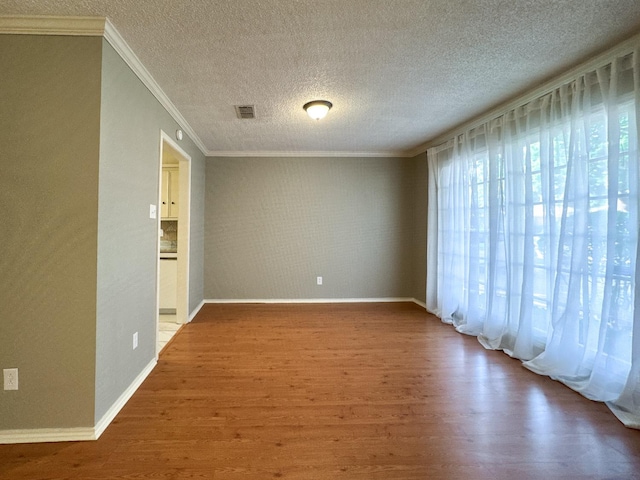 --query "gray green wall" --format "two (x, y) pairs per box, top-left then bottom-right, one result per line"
(0, 34), (206, 432)
(0, 31), (424, 434)
(411, 152), (427, 303)
(94, 40), (206, 422)
(204, 156), (426, 300)
(0, 35), (102, 429)
(189, 147), (206, 312)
